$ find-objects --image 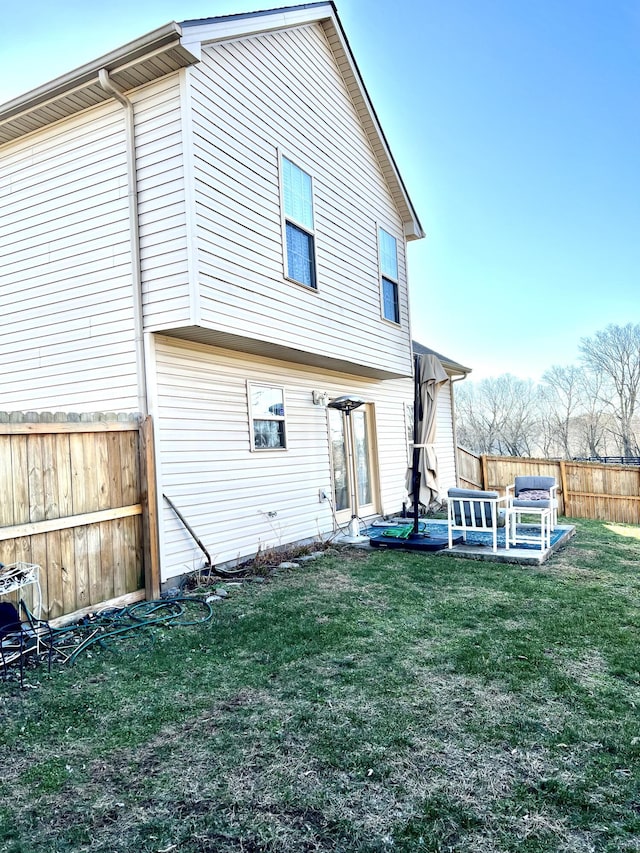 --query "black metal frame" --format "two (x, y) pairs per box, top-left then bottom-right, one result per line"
(0, 600), (54, 688)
